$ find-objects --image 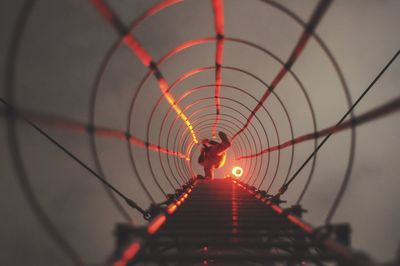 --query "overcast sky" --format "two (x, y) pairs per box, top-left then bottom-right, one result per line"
(1, 0), (400, 265)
